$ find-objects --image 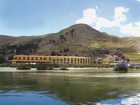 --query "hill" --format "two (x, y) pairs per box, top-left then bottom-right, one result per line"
(0, 24), (139, 58)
